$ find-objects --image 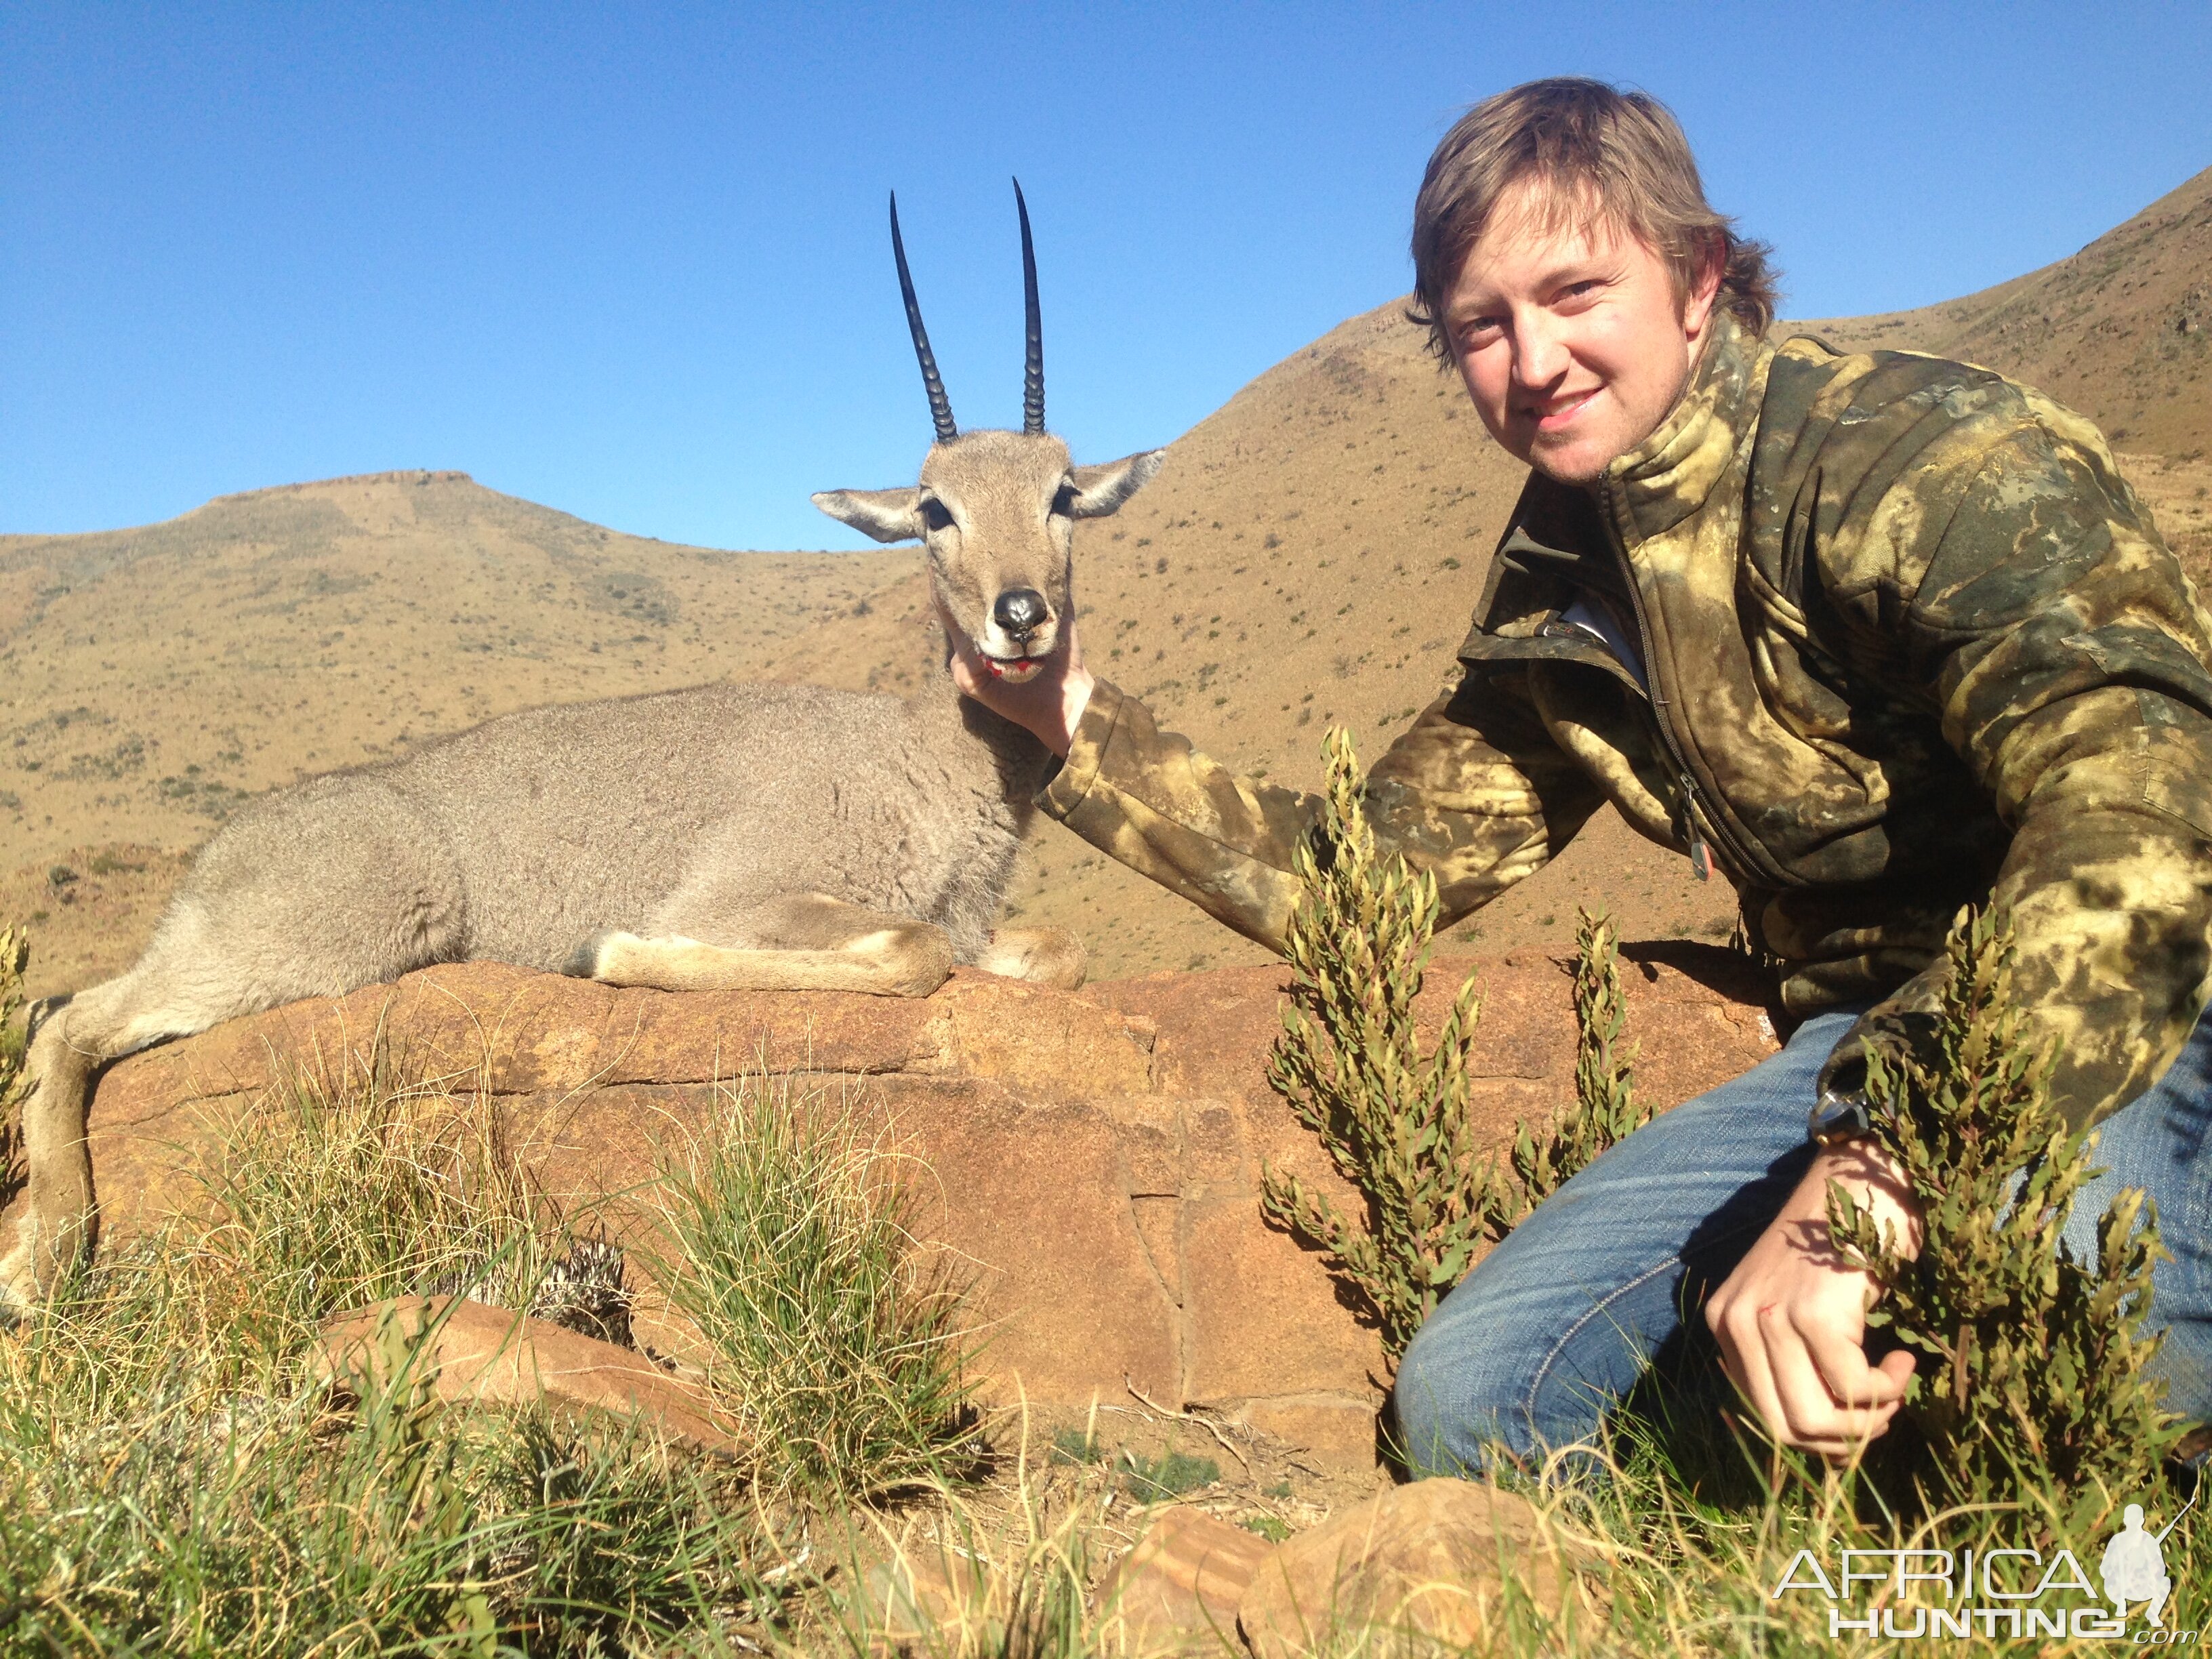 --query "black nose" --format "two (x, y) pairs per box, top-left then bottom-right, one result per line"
(993, 588), (1049, 640)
